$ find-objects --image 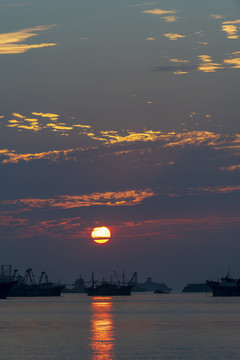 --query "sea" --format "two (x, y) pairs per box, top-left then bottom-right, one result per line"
(1, 292), (240, 360)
